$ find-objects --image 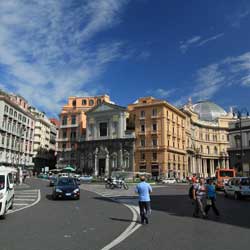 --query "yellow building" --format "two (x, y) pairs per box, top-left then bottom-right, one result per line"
(128, 97), (187, 179)
(182, 100), (235, 177)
